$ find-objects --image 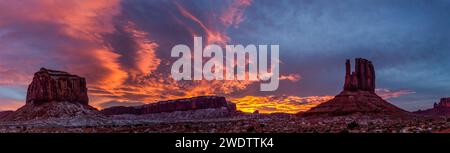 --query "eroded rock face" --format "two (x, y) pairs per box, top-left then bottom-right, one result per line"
(344, 58), (376, 92)
(415, 98), (450, 116)
(303, 91), (409, 116)
(303, 58), (408, 117)
(26, 68), (89, 105)
(101, 96), (237, 115)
